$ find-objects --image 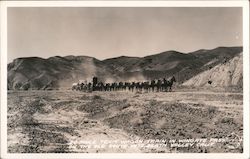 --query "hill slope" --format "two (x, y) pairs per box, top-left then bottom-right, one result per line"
(7, 46), (242, 90)
(182, 53), (243, 88)
(8, 56), (116, 90)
